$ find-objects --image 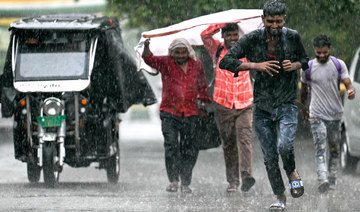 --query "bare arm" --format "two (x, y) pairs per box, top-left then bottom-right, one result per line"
(343, 78), (356, 99)
(200, 24), (225, 59)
